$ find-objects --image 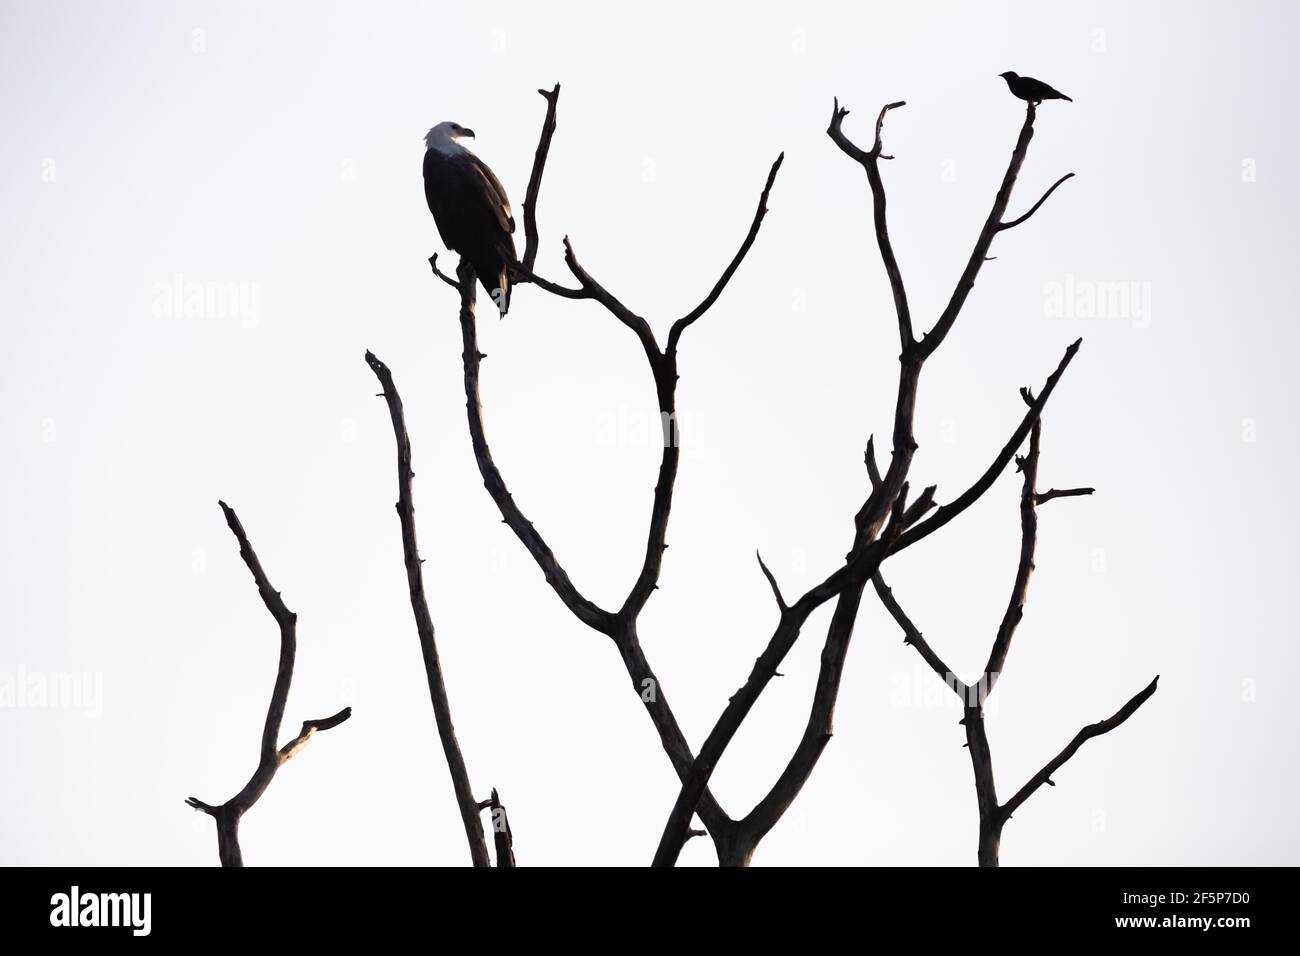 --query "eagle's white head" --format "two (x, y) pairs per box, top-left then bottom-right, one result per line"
(425, 121), (475, 154)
